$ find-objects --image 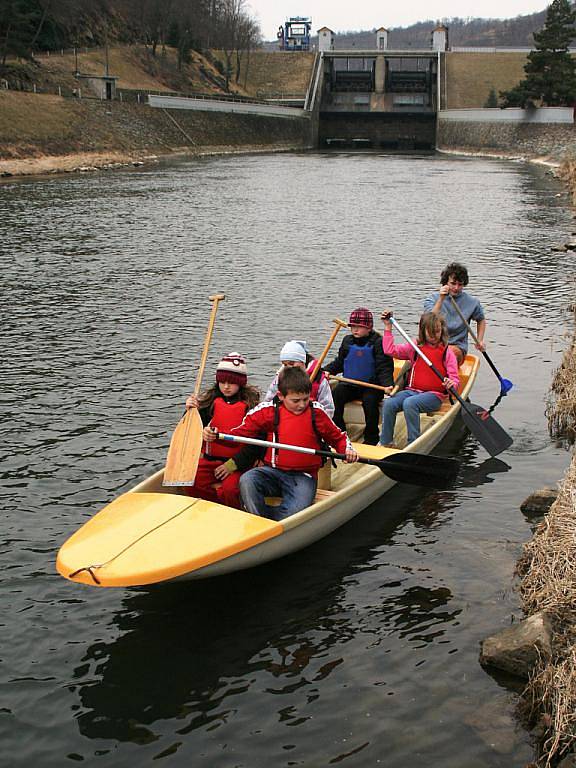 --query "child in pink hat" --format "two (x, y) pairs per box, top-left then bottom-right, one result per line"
(184, 353), (260, 508)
